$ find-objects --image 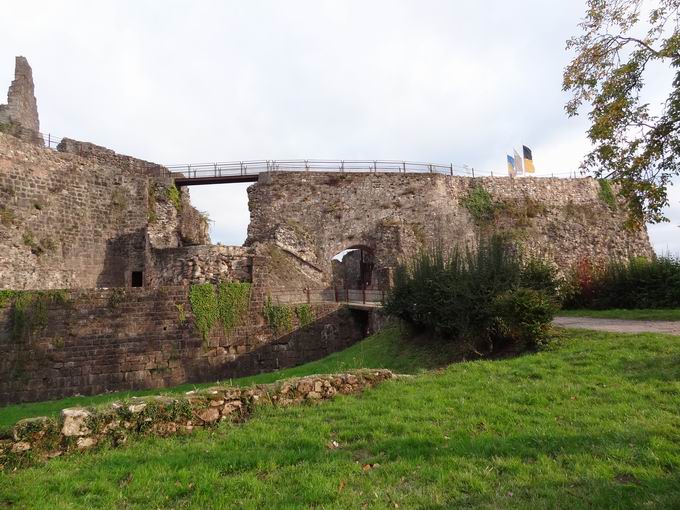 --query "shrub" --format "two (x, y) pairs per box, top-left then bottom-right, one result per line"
(384, 235), (557, 351)
(565, 255), (680, 309)
(521, 258), (562, 301)
(494, 288), (558, 349)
